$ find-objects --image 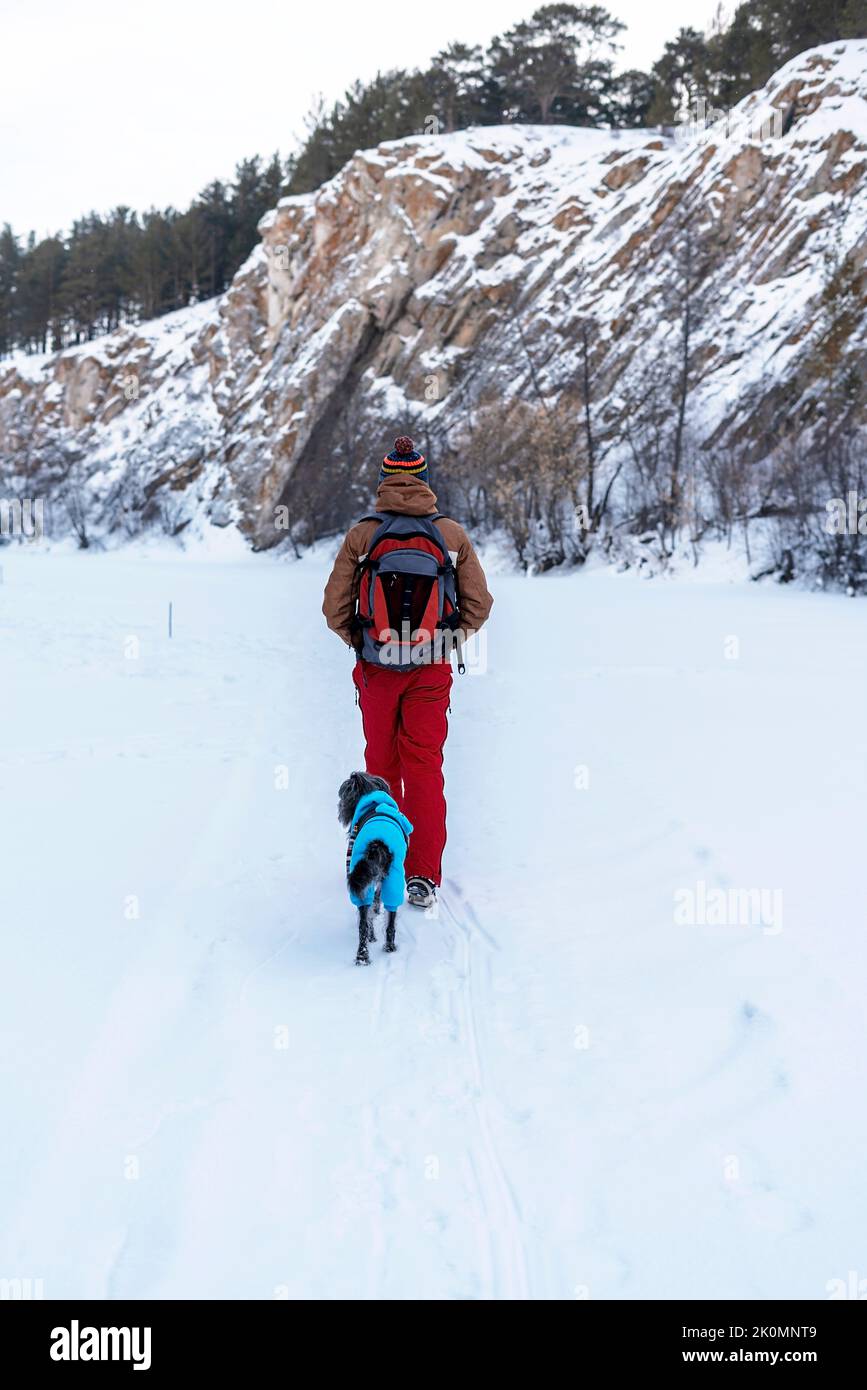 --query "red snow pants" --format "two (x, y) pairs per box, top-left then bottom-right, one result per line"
(352, 659), (453, 885)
